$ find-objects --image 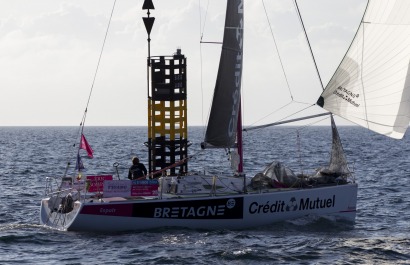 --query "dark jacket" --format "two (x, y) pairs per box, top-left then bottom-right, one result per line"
(128, 163), (148, 180)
